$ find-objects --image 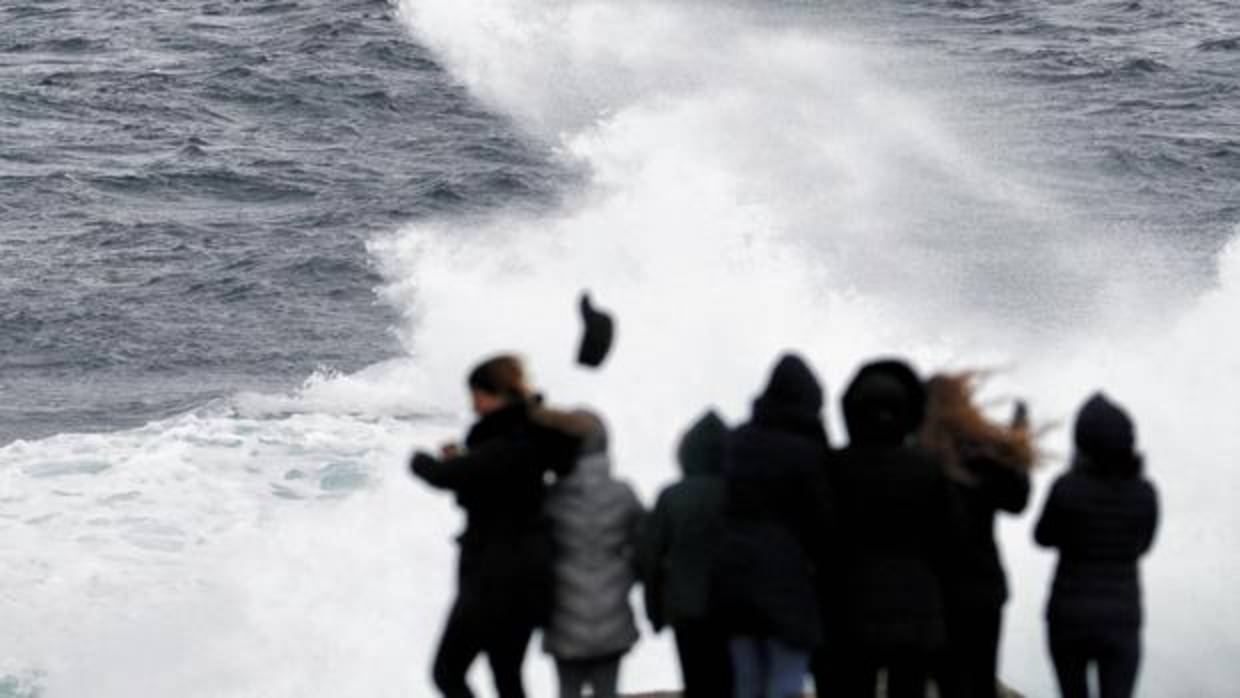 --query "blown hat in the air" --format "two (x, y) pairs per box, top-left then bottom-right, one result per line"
(577, 292), (615, 368)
